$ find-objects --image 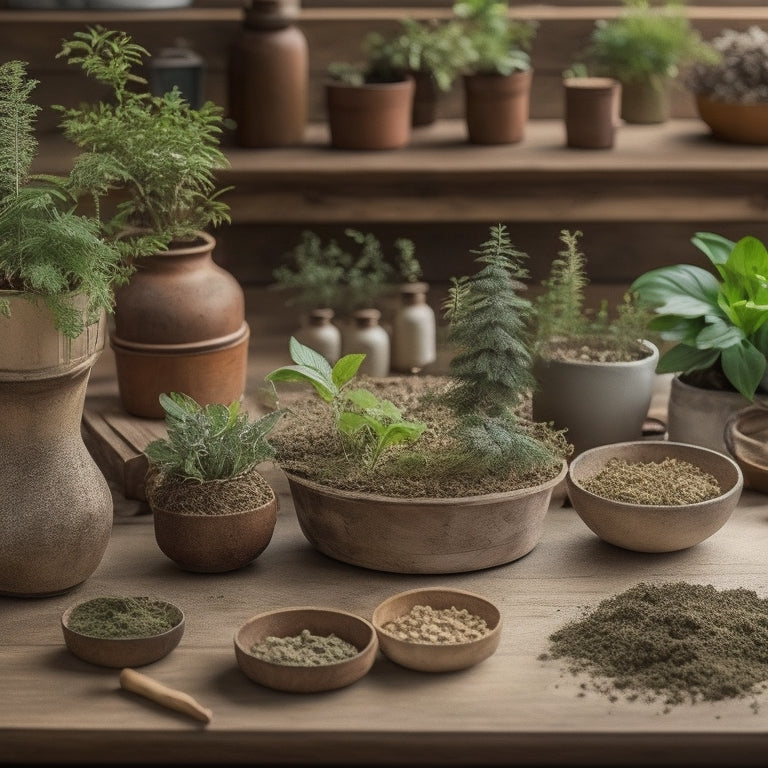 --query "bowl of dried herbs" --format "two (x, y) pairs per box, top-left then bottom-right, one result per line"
(61, 596), (184, 668)
(566, 440), (743, 552)
(234, 607), (378, 693)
